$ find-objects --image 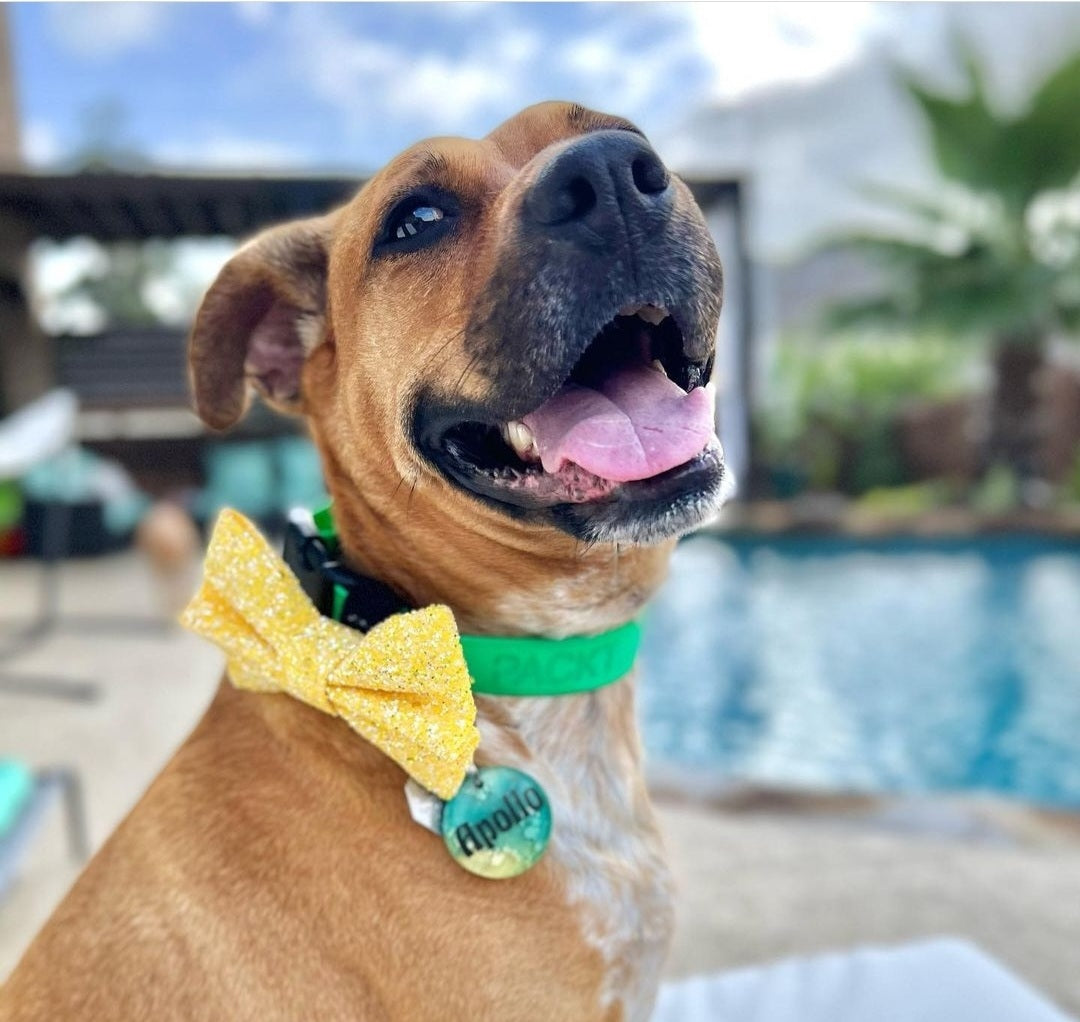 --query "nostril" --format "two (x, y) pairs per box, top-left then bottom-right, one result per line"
(562, 175), (597, 222)
(632, 155), (669, 195)
(531, 170), (598, 225)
